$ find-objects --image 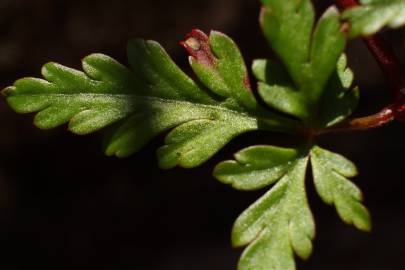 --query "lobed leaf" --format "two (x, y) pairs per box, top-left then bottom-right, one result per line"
(317, 54), (360, 127)
(253, 59), (310, 120)
(306, 7), (346, 105)
(2, 2), (374, 269)
(259, 1), (347, 122)
(311, 146), (371, 231)
(3, 32), (300, 168)
(343, 0), (405, 38)
(214, 145), (299, 190)
(3, 55), (142, 134)
(181, 29), (267, 113)
(215, 143), (372, 270)
(231, 157), (315, 270)
(260, 0), (314, 90)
